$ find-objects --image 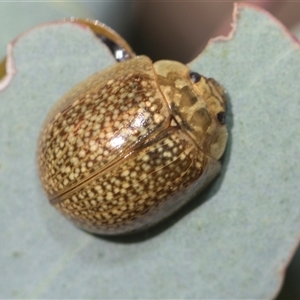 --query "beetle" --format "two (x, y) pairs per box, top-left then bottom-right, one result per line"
(37, 19), (228, 235)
